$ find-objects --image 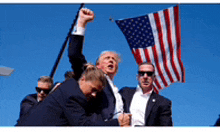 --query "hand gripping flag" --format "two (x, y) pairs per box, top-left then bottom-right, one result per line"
(116, 5), (185, 93)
